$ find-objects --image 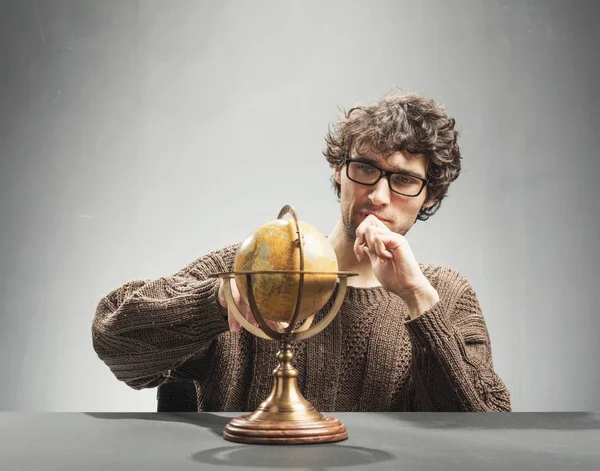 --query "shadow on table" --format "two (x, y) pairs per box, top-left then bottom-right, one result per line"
(386, 412), (600, 430)
(85, 413), (395, 468)
(84, 412), (230, 436)
(191, 444), (395, 469)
